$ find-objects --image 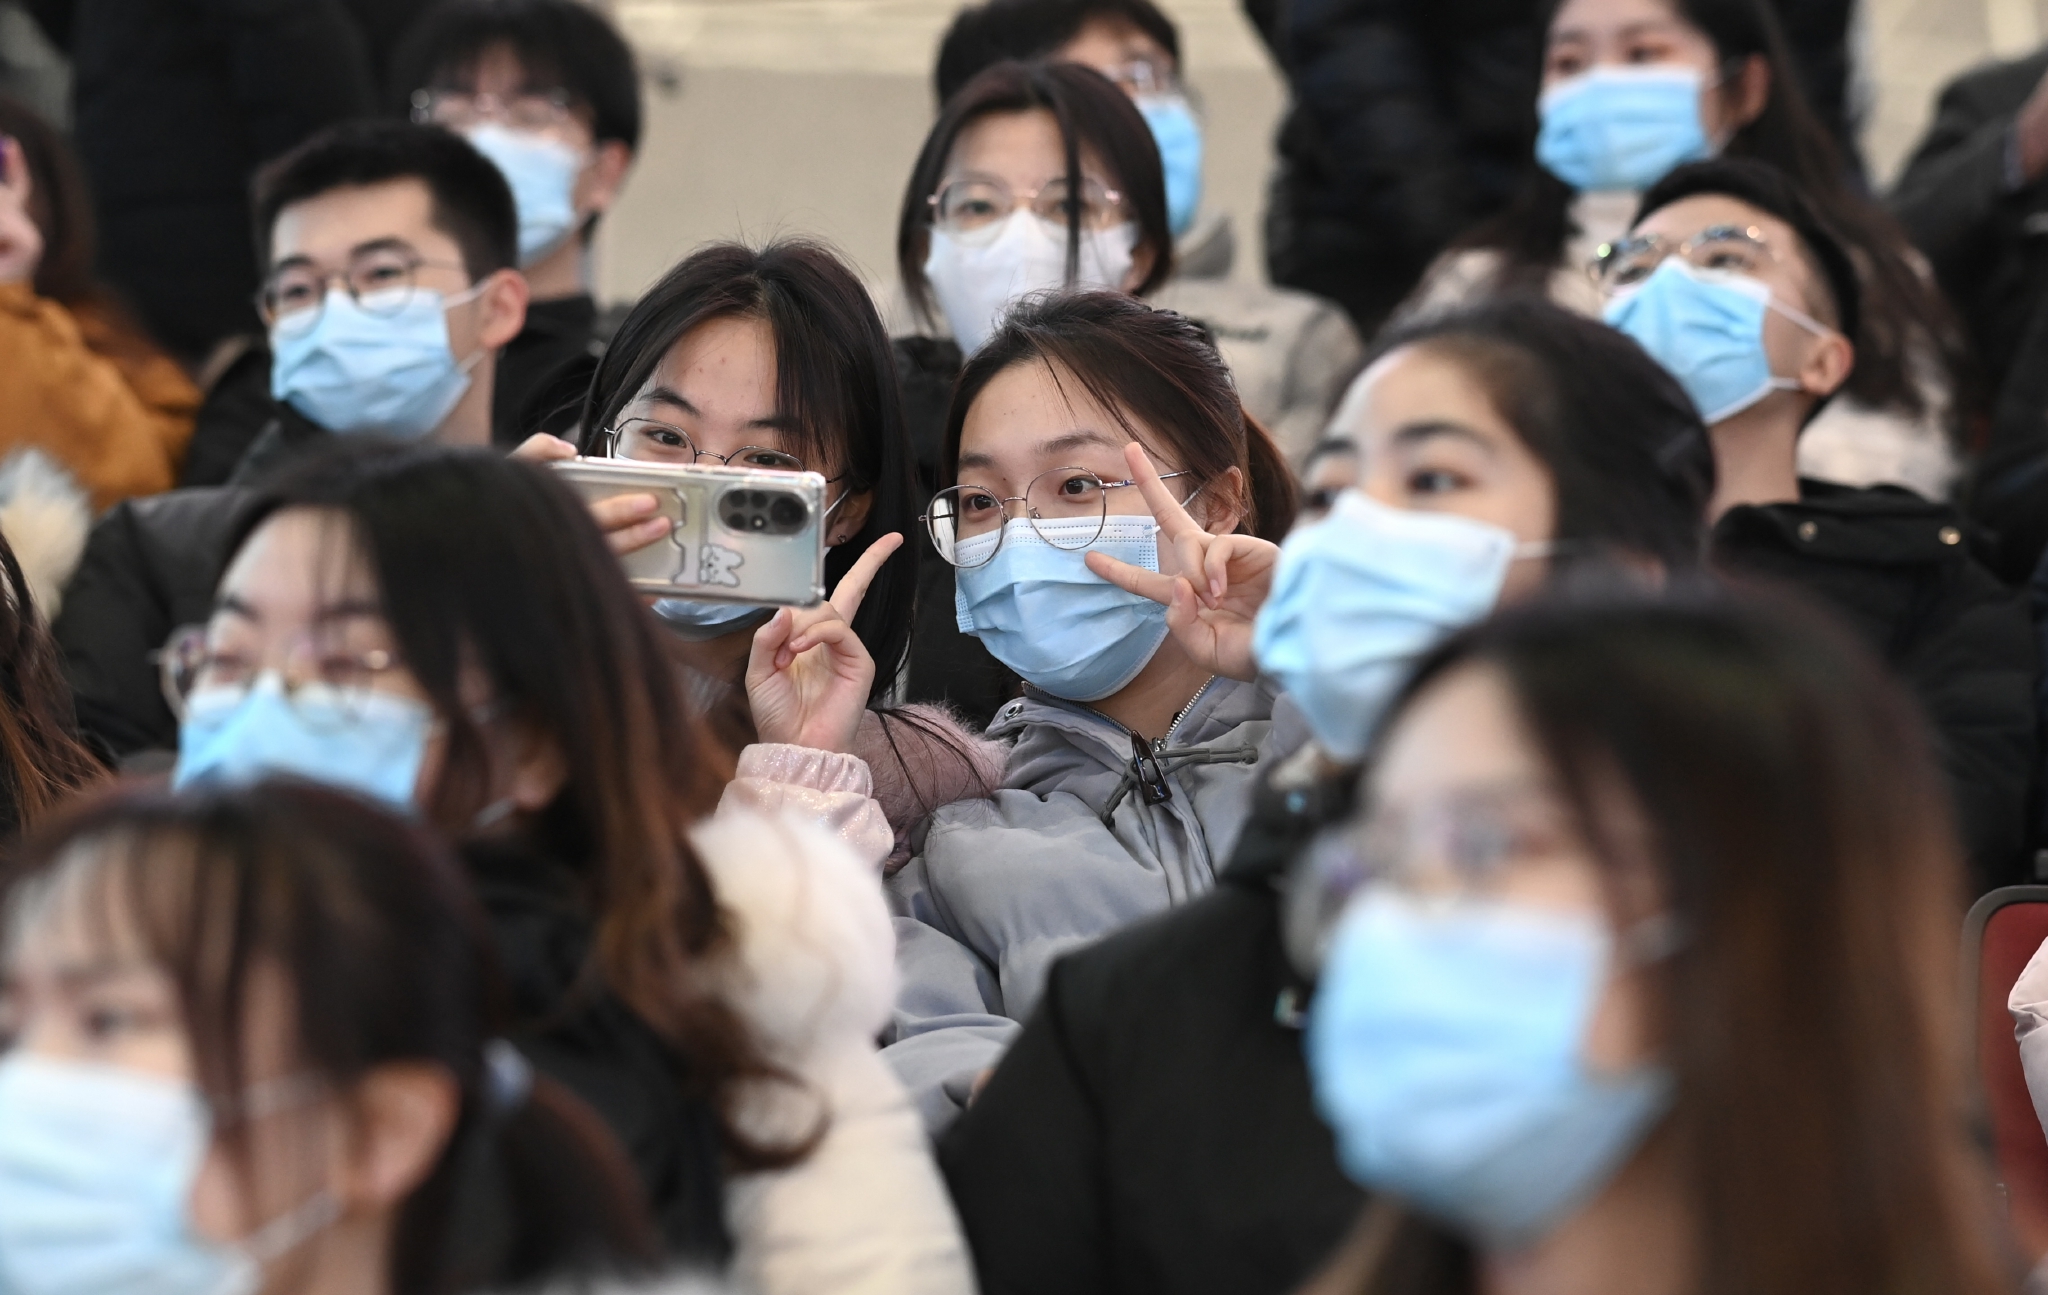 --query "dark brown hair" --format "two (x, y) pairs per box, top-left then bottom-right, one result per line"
(1370, 297), (1712, 570)
(0, 524), (105, 835)
(226, 442), (805, 1172)
(1459, 0), (1971, 430)
(945, 289), (1297, 540)
(1318, 588), (2013, 1295)
(2, 781), (660, 1294)
(897, 59), (1172, 325)
(0, 94), (162, 366)
(580, 239), (921, 696)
